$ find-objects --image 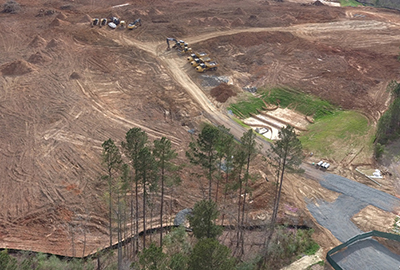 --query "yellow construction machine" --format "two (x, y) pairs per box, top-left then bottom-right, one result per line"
(196, 61), (219, 72)
(91, 18), (99, 27)
(190, 57), (212, 67)
(128, 18), (142, 30)
(187, 52), (208, 62)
